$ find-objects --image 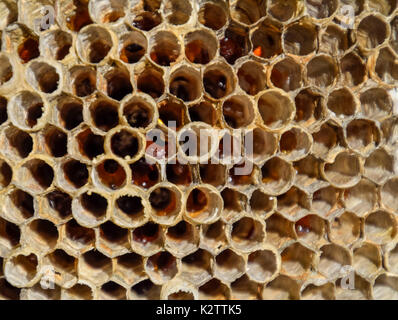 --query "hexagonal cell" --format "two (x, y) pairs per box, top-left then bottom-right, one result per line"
(149, 31), (181, 67)
(40, 30), (72, 61)
(101, 64), (133, 101)
(244, 128), (277, 165)
(301, 282), (335, 300)
(4, 252), (39, 287)
(17, 36), (40, 64)
(136, 65), (165, 99)
(164, 0), (192, 25)
(20, 283), (61, 300)
(294, 88), (324, 128)
(249, 189), (275, 218)
(186, 185), (223, 224)
(98, 281), (126, 300)
(306, 55), (338, 88)
(375, 46), (398, 85)
(318, 244), (352, 279)
(119, 31), (147, 64)
(113, 192), (146, 228)
(312, 121), (346, 161)
(200, 220), (228, 256)
(109, 129), (143, 162)
(327, 87), (357, 117)
(203, 62), (235, 100)
(364, 210), (397, 245)
(94, 159), (127, 191)
(229, 217), (265, 252)
(312, 186), (341, 218)
(360, 87), (392, 119)
(0, 278), (20, 300)
(123, 96), (156, 130)
(43, 249), (77, 287)
(353, 242), (382, 278)
(247, 249), (278, 283)
(63, 0), (93, 32)
(262, 275), (300, 300)
(114, 253), (145, 286)
(198, 1), (227, 30)
(129, 279), (161, 300)
(24, 219), (58, 252)
(357, 14), (389, 50)
(180, 249), (213, 286)
(88, 0), (128, 24)
(343, 179), (377, 217)
(345, 119), (380, 155)
(145, 251), (178, 284)
(279, 127), (312, 161)
(149, 184), (182, 225)
(339, 52), (366, 87)
(222, 95), (254, 129)
(220, 188), (247, 222)
(131, 222), (164, 256)
(2, 126), (33, 160)
(0, 159), (12, 190)
(381, 116), (398, 147)
(0, 217), (20, 256)
(9, 91), (45, 131)
(62, 283), (94, 300)
(260, 157), (294, 195)
(130, 158), (160, 189)
(266, 213), (295, 248)
(295, 214), (326, 246)
(42, 125), (67, 158)
(214, 249), (245, 283)
(293, 155), (327, 193)
(69, 66), (97, 98)
(26, 61), (60, 94)
(320, 23), (349, 56)
(237, 61), (267, 96)
(281, 242), (315, 277)
(61, 159), (89, 190)
(199, 278), (230, 300)
(283, 20), (317, 56)
(157, 97), (187, 130)
(62, 219), (95, 254)
(184, 29), (217, 65)
(381, 177), (398, 212)
(165, 220), (198, 258)
(188, 101), (217, 126)
(268, 0), (299, 21)
(75, 128), (104, 160)
(364, 148), (394, 184)
(227, 161), (256, 187)
(6, 188), (35, 224)
(219, 24), (250, 65)
(329, 211), (361, 246)
(89, 98), (119, 132)
(131, 10), (162, 32)
(323, 152), (361, 188)
(166, 162), (193, 186)
(97, 221), (129, 258)
(76, 25), (113, 64)
(251, 19), (282, 59)
(231, 274), (261, 300)
(270, 57), (302, 92)
(335, 274), (371, 300)
(230, 0), (266, 25)
(277, 187), (311, 219)
(373, 274), (398, 300)
(72, 191), (109, 227)
(78, 250), (112, 286)
(169, 66), (202, 102)
(305, 0), (338, 19)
